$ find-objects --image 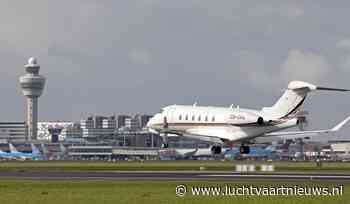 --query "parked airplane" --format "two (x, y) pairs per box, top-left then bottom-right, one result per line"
(7, 143), (42, 160)
(337, 153), (350, 162)
(158, 148), (197, 160)
(0, 149), (13, 160)
(224, 146), (277, 160)
(147, 81), (350, 154)
(159, 146), (228, 159)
